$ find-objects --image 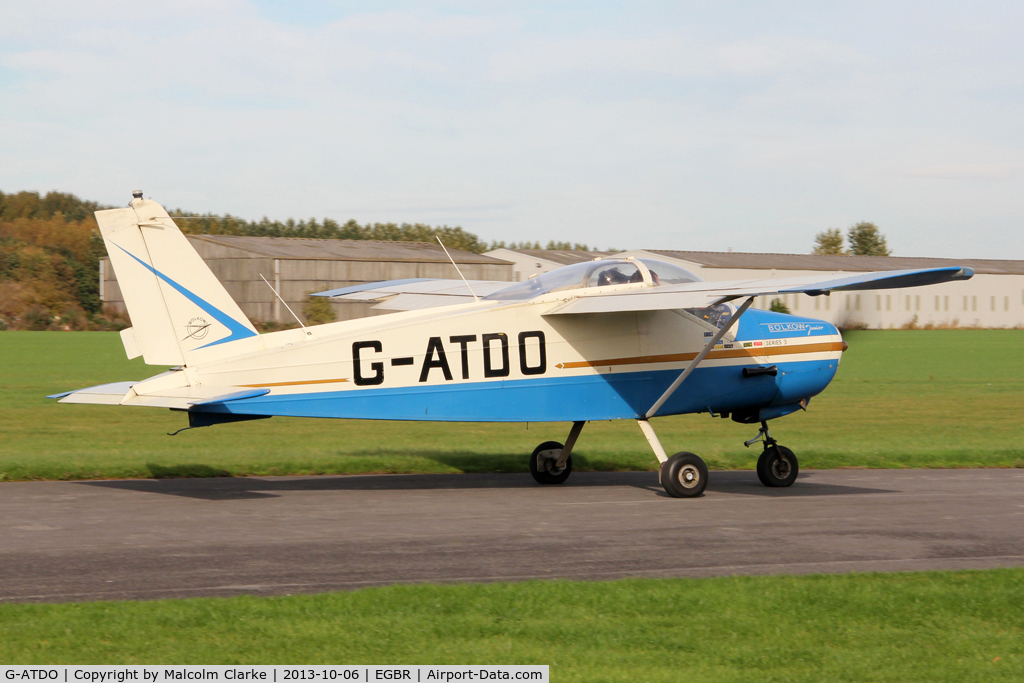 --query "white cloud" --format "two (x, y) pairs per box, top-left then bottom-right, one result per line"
(1, 2), (1022, 258)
